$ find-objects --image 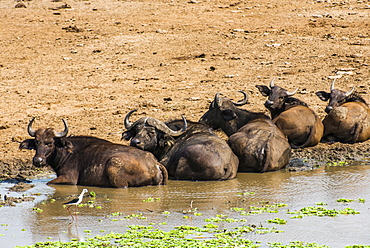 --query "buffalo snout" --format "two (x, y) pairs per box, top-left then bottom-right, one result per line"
(33, 156), (45, 167)
(130, 138), (144, 149)
(264, 100), (274, 108)
(325, 106), (333, 114)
